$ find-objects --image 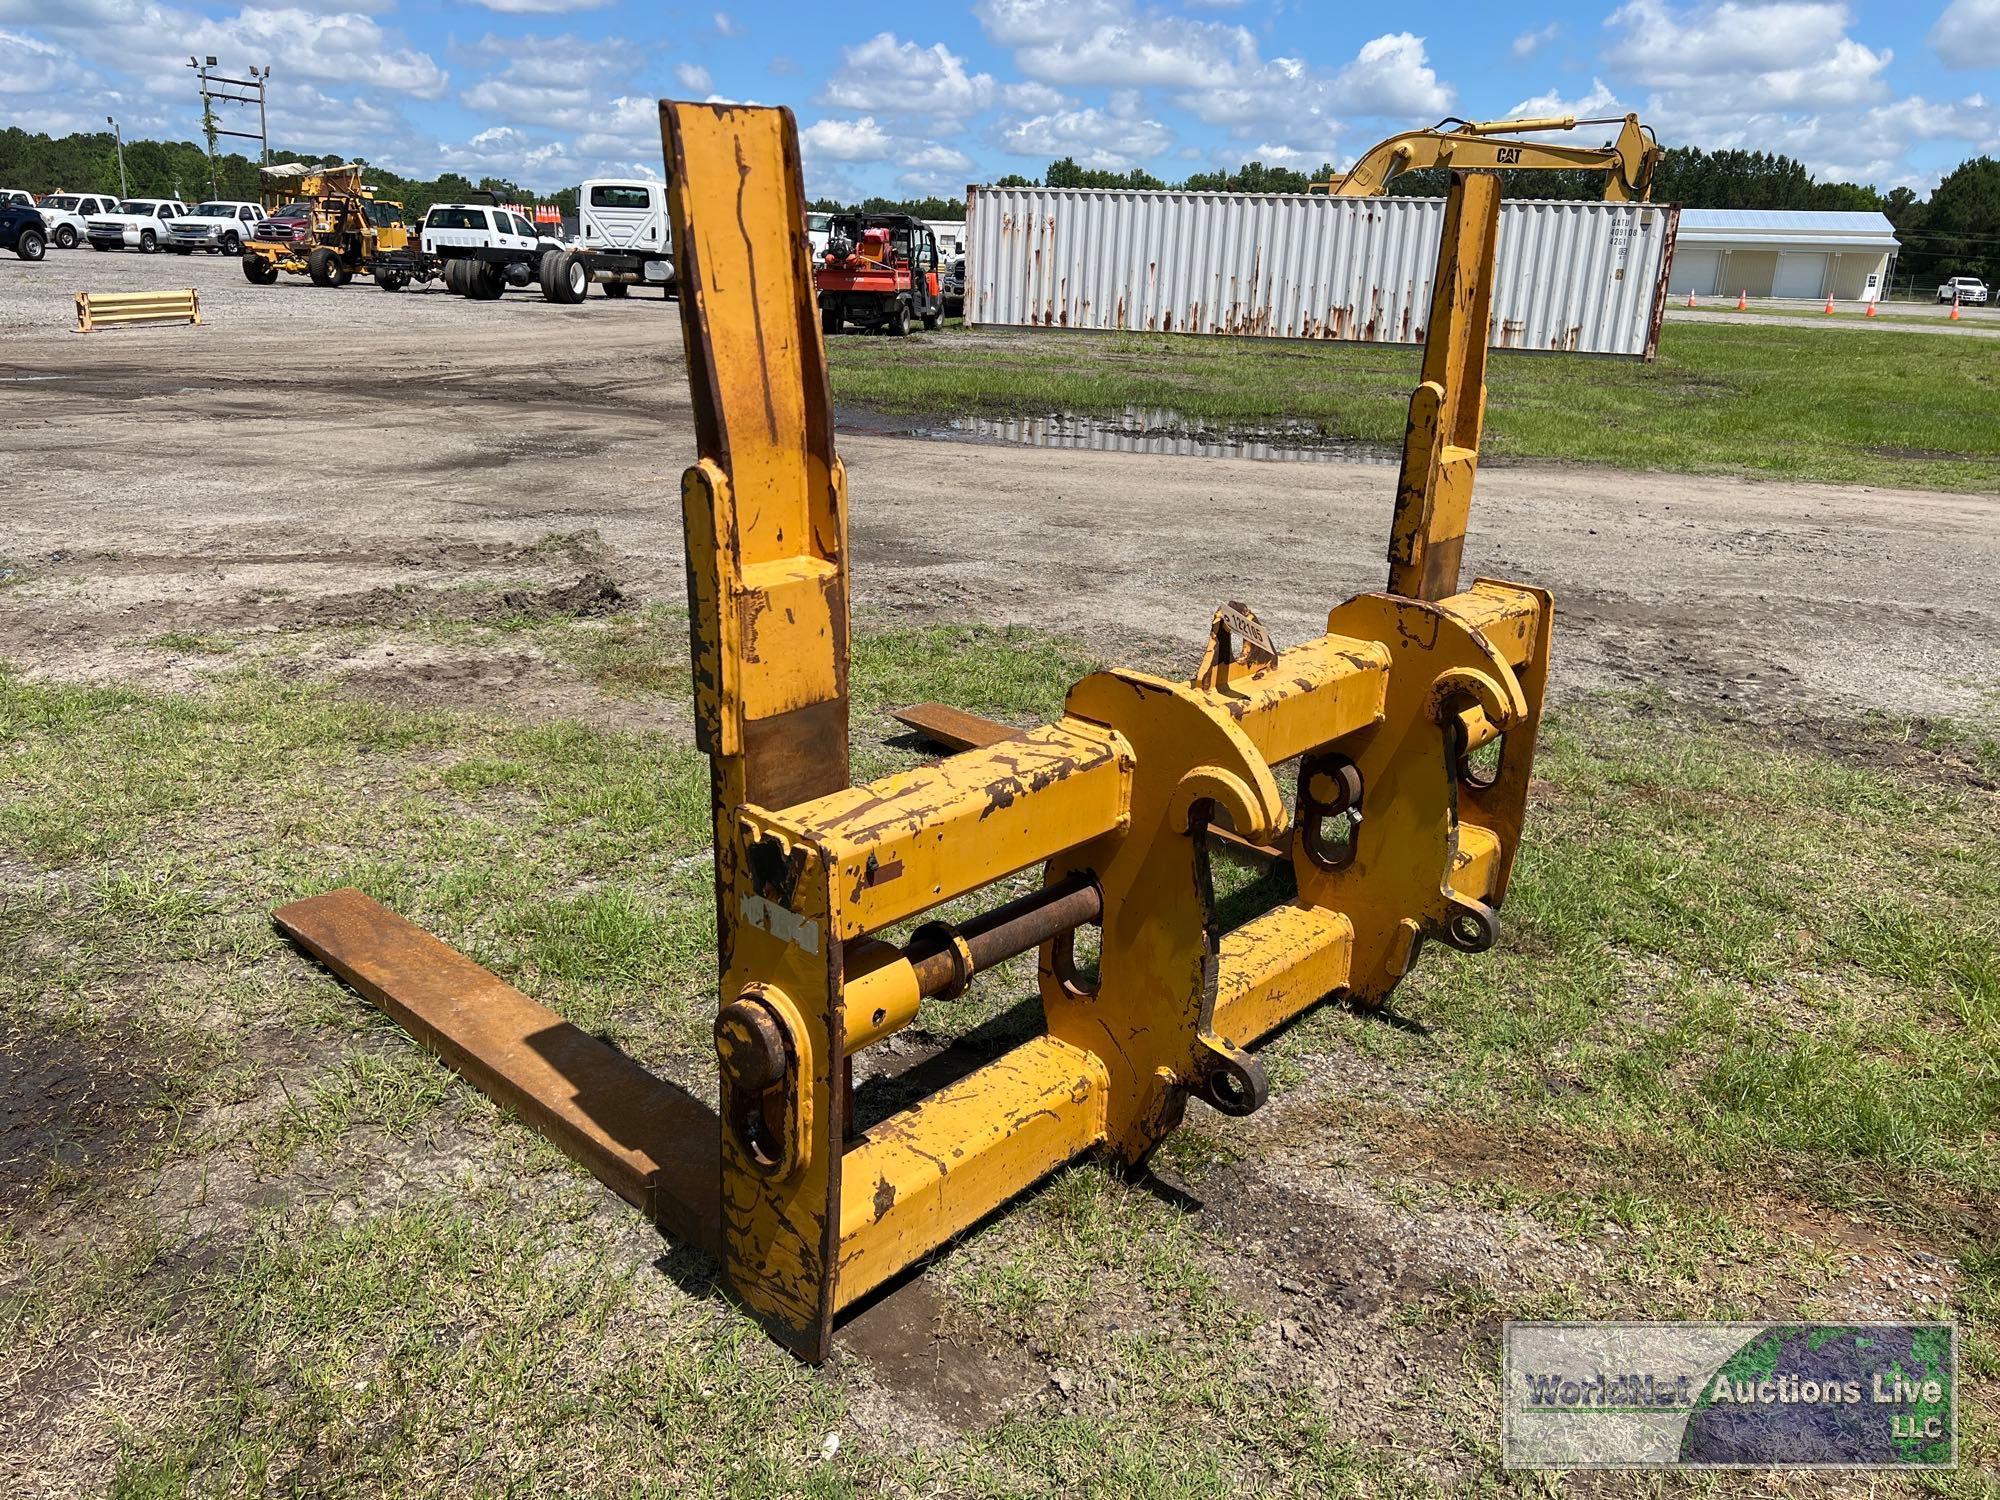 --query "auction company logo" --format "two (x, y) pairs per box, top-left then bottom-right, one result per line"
(1503, 1322), (1956, 1469)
